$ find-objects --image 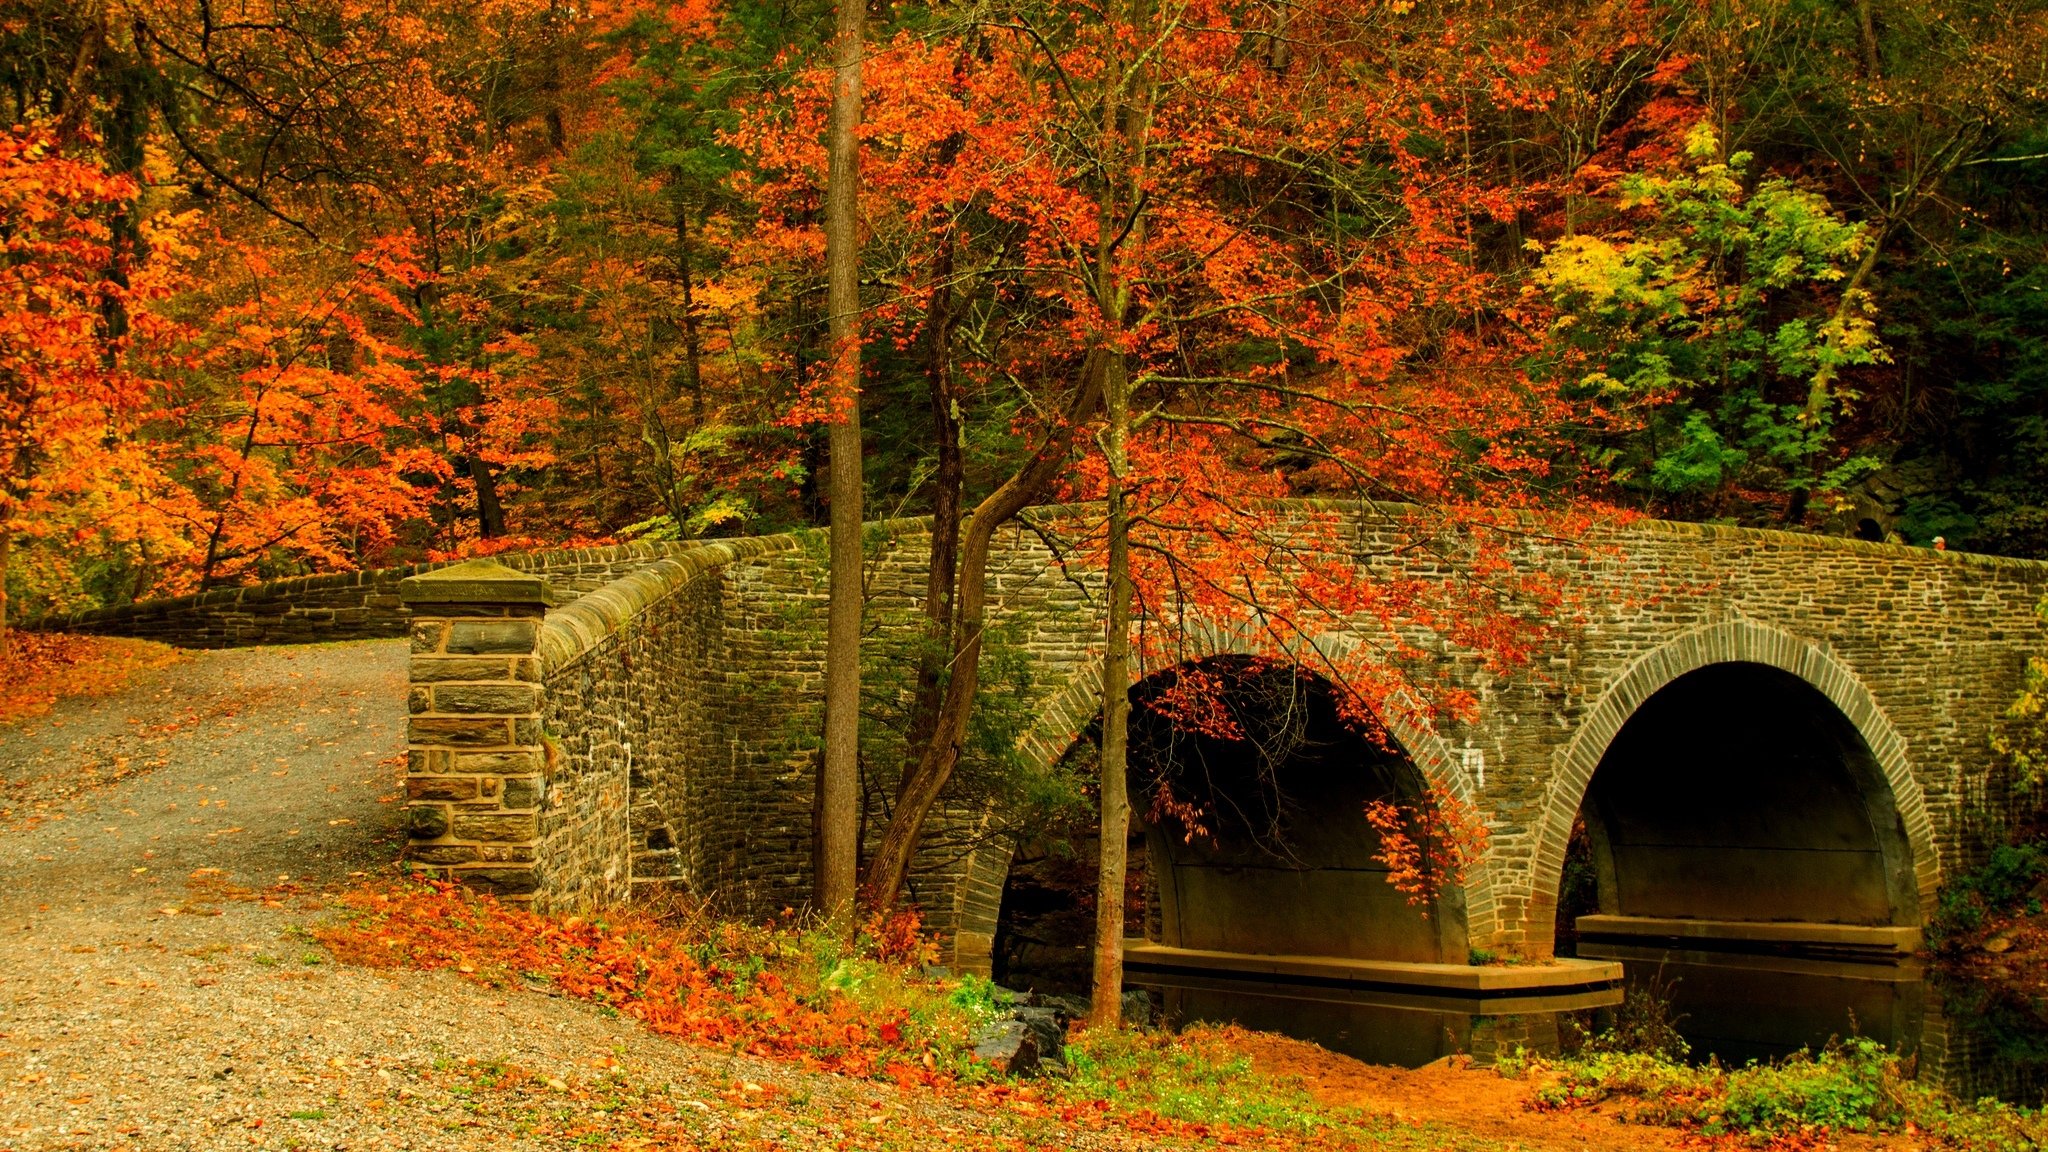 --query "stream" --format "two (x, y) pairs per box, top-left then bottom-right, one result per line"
(1127, 951), (2048, 1106)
